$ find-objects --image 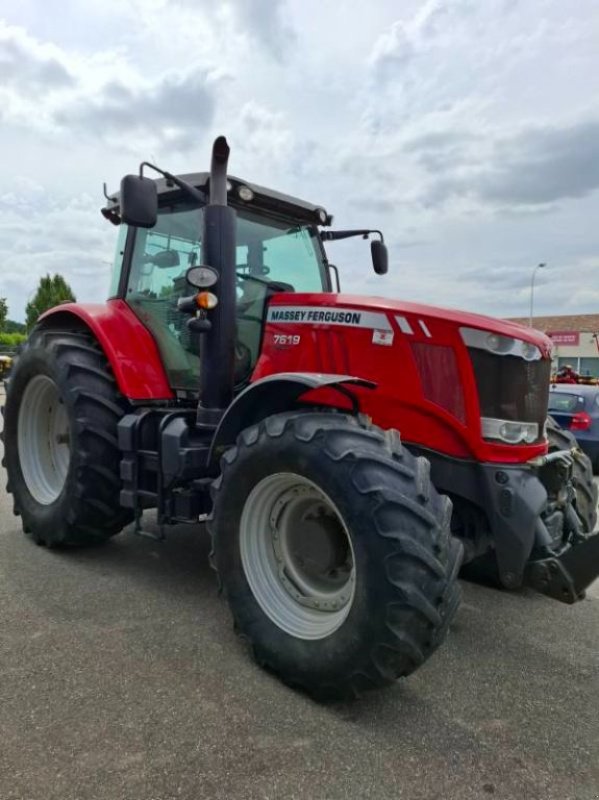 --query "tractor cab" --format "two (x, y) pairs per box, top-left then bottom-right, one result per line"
(103, 174), (333, 395)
